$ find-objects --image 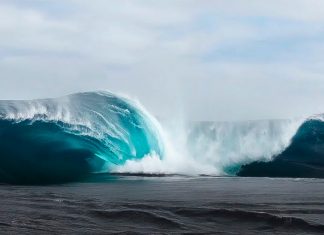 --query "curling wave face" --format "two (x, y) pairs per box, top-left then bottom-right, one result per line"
(0, 92), (163, 184)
